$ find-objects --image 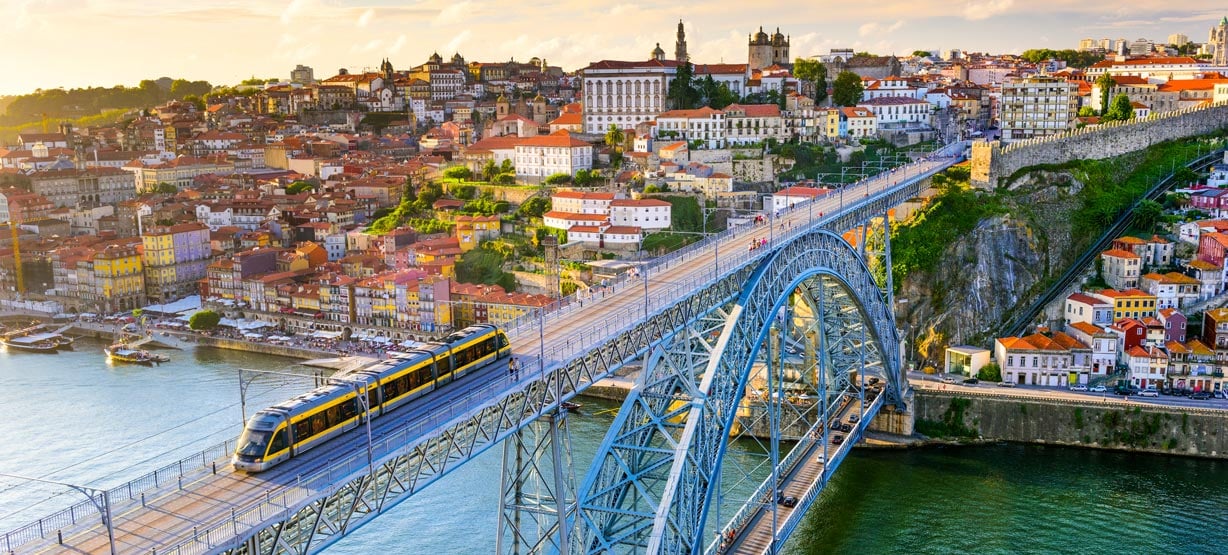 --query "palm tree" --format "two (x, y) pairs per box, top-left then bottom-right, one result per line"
(604, 124), (625, 152)
(1096, 73), (1116, 116)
